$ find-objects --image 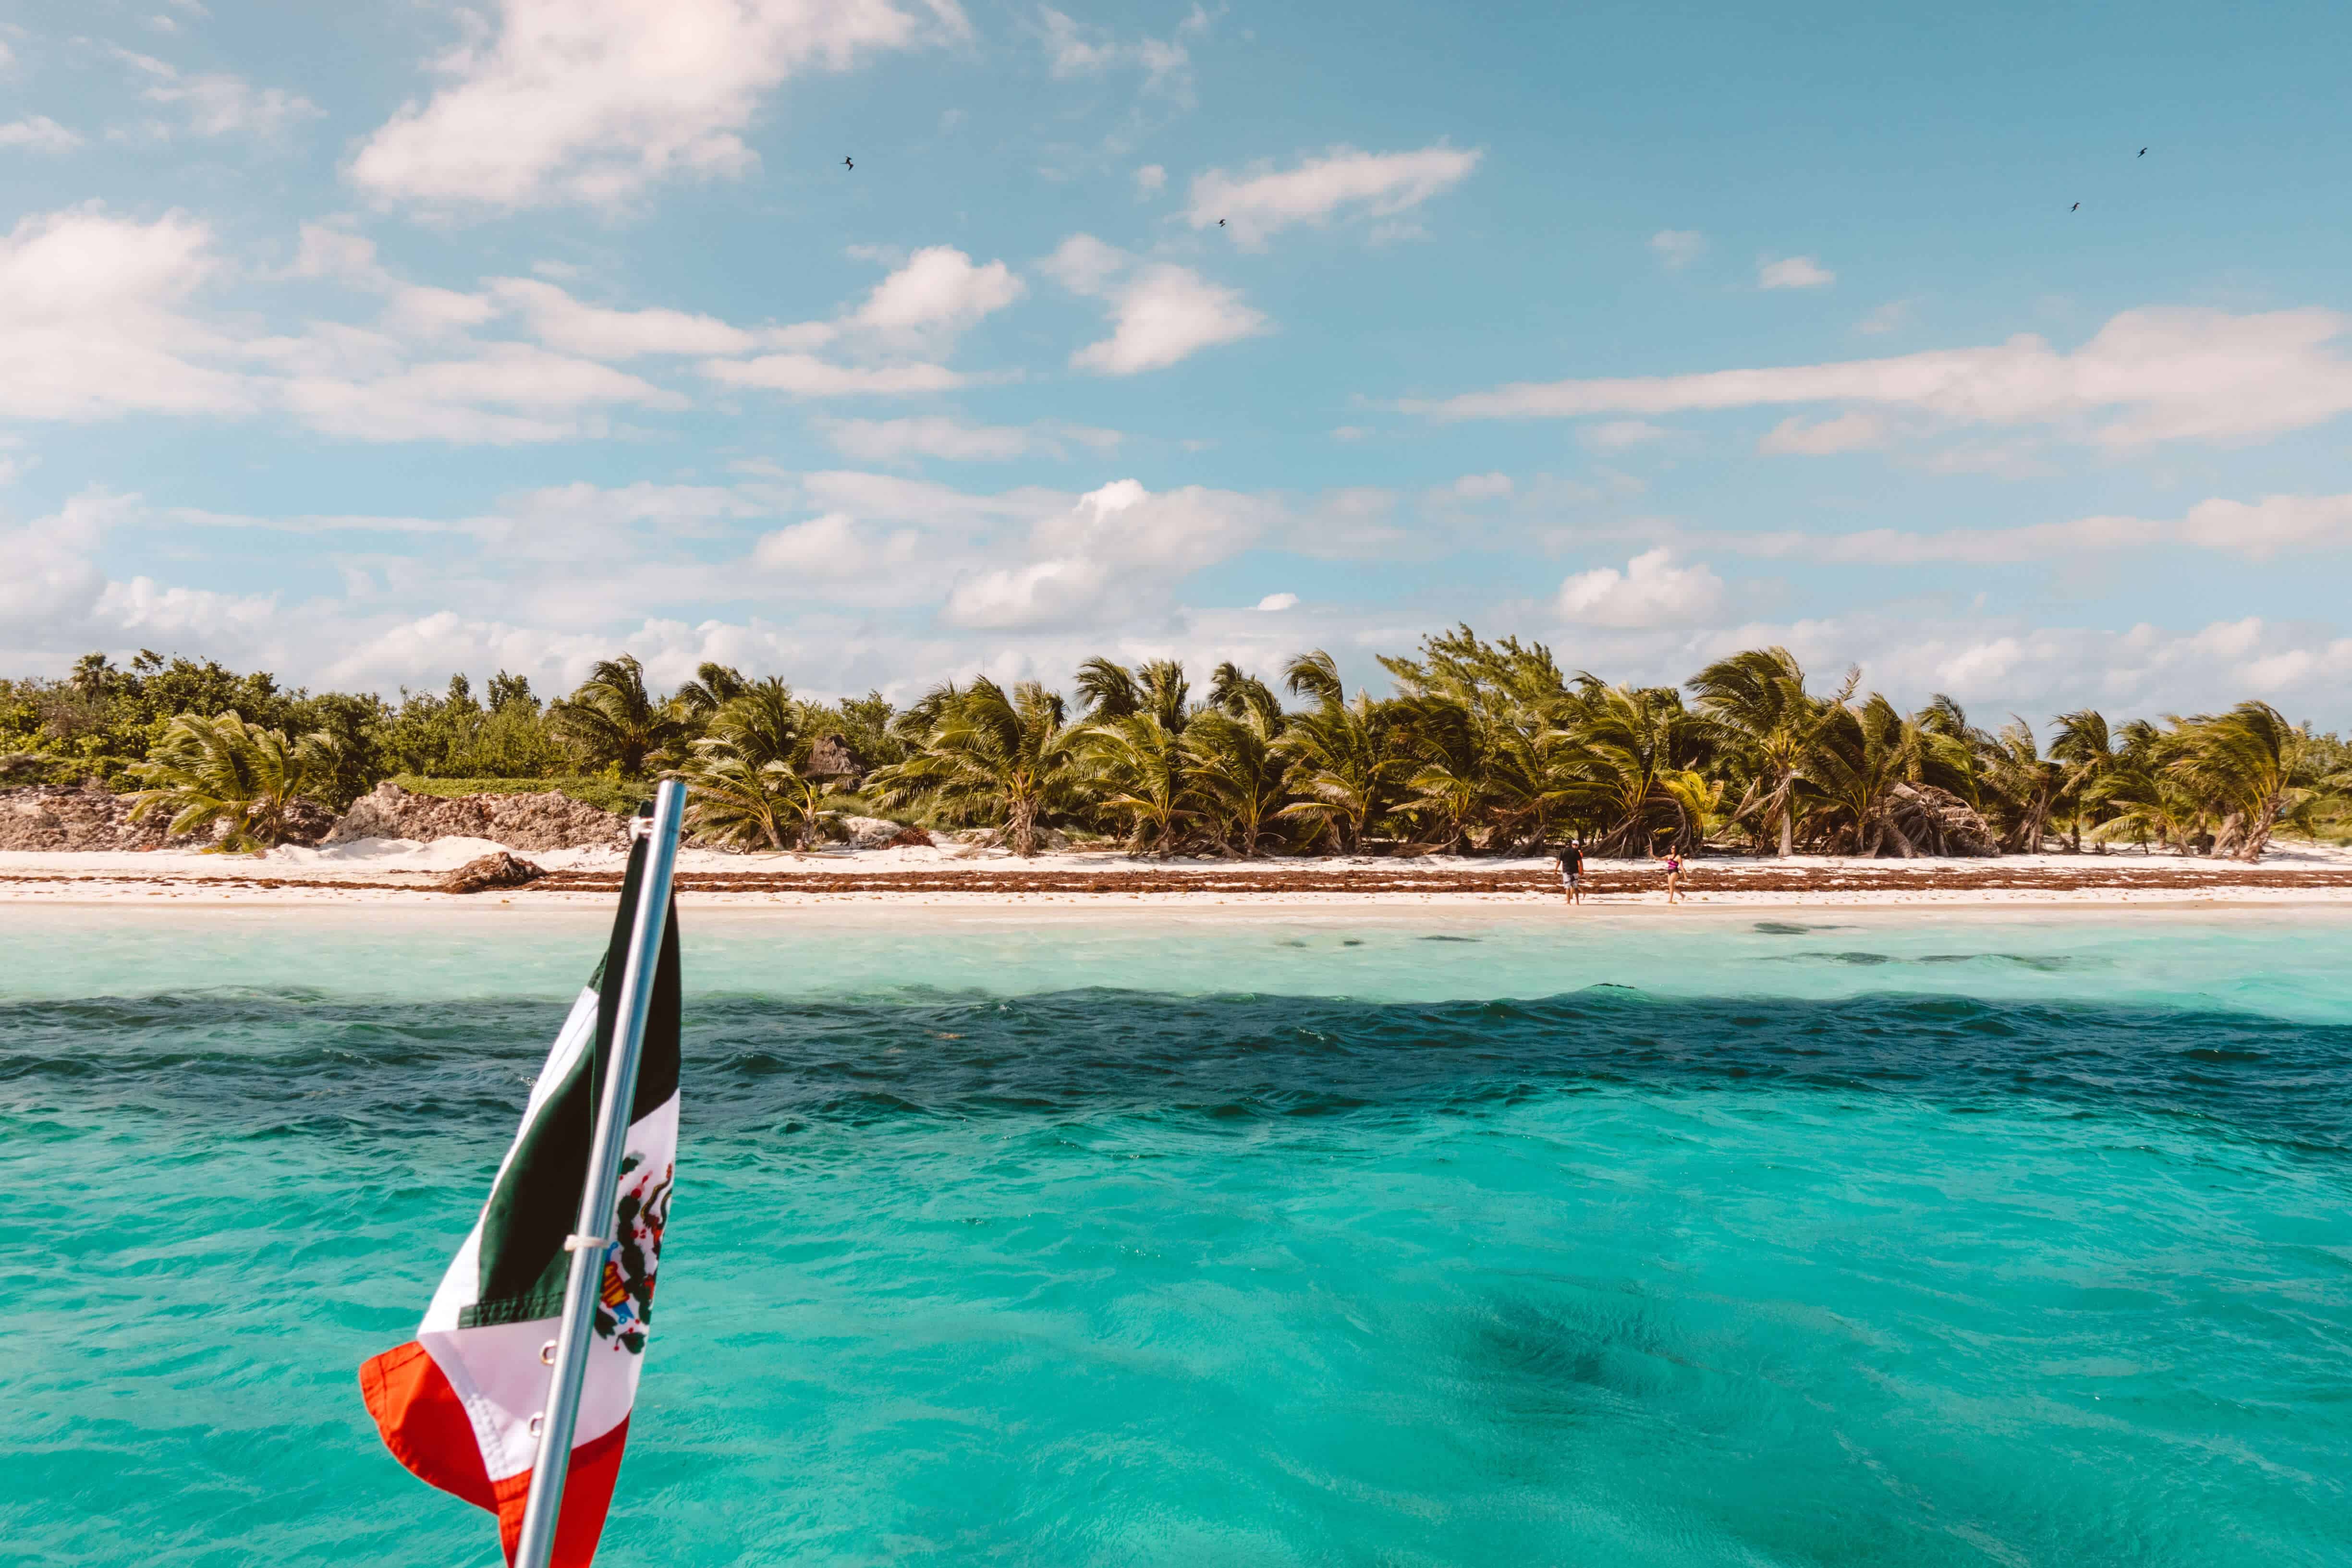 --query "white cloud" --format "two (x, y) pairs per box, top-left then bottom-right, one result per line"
(1759, 255), (1835, 290)
(1702, 491), (2352, 566)
(1583, 419), (1668, 449)
(1403, 306), (2352, 447)
(1648, 230), (1704, 270)
(1036, 5), (1202, 97)
(489, 276), (775, 357)
(348, 0), (958, 210)
(700, 354), (964, 397)
(0, 206), (250, 420)
(1186, 144), (1482, 248)
(0, 116), (82, 152)
(2174, 492), (2352, 560)
(1450, 472), (1513, 500)
(1556, 548), (1724, 628)
(1133, 163), (1166, 197)
(820, 415), (1120, 462)
(1256, 592), (1298, 611)
(1047, 234), (1267, 376)
(1330, 425), (1370, 441)
(942, 477), (1272, 629)
(277, 341), (686, 443)
(849, 245), (1024, 343)
(1757, 412), (1884, 455)
(751, 511), (920, 576)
